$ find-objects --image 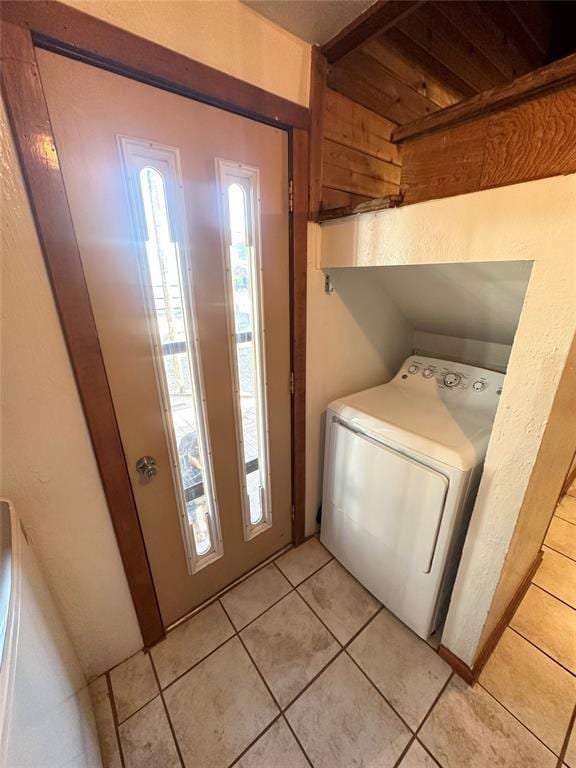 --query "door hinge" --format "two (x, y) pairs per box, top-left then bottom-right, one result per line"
(291, 503), (295, 521)
(290, 371), (295, 395)
(288, 179), (294, 213)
